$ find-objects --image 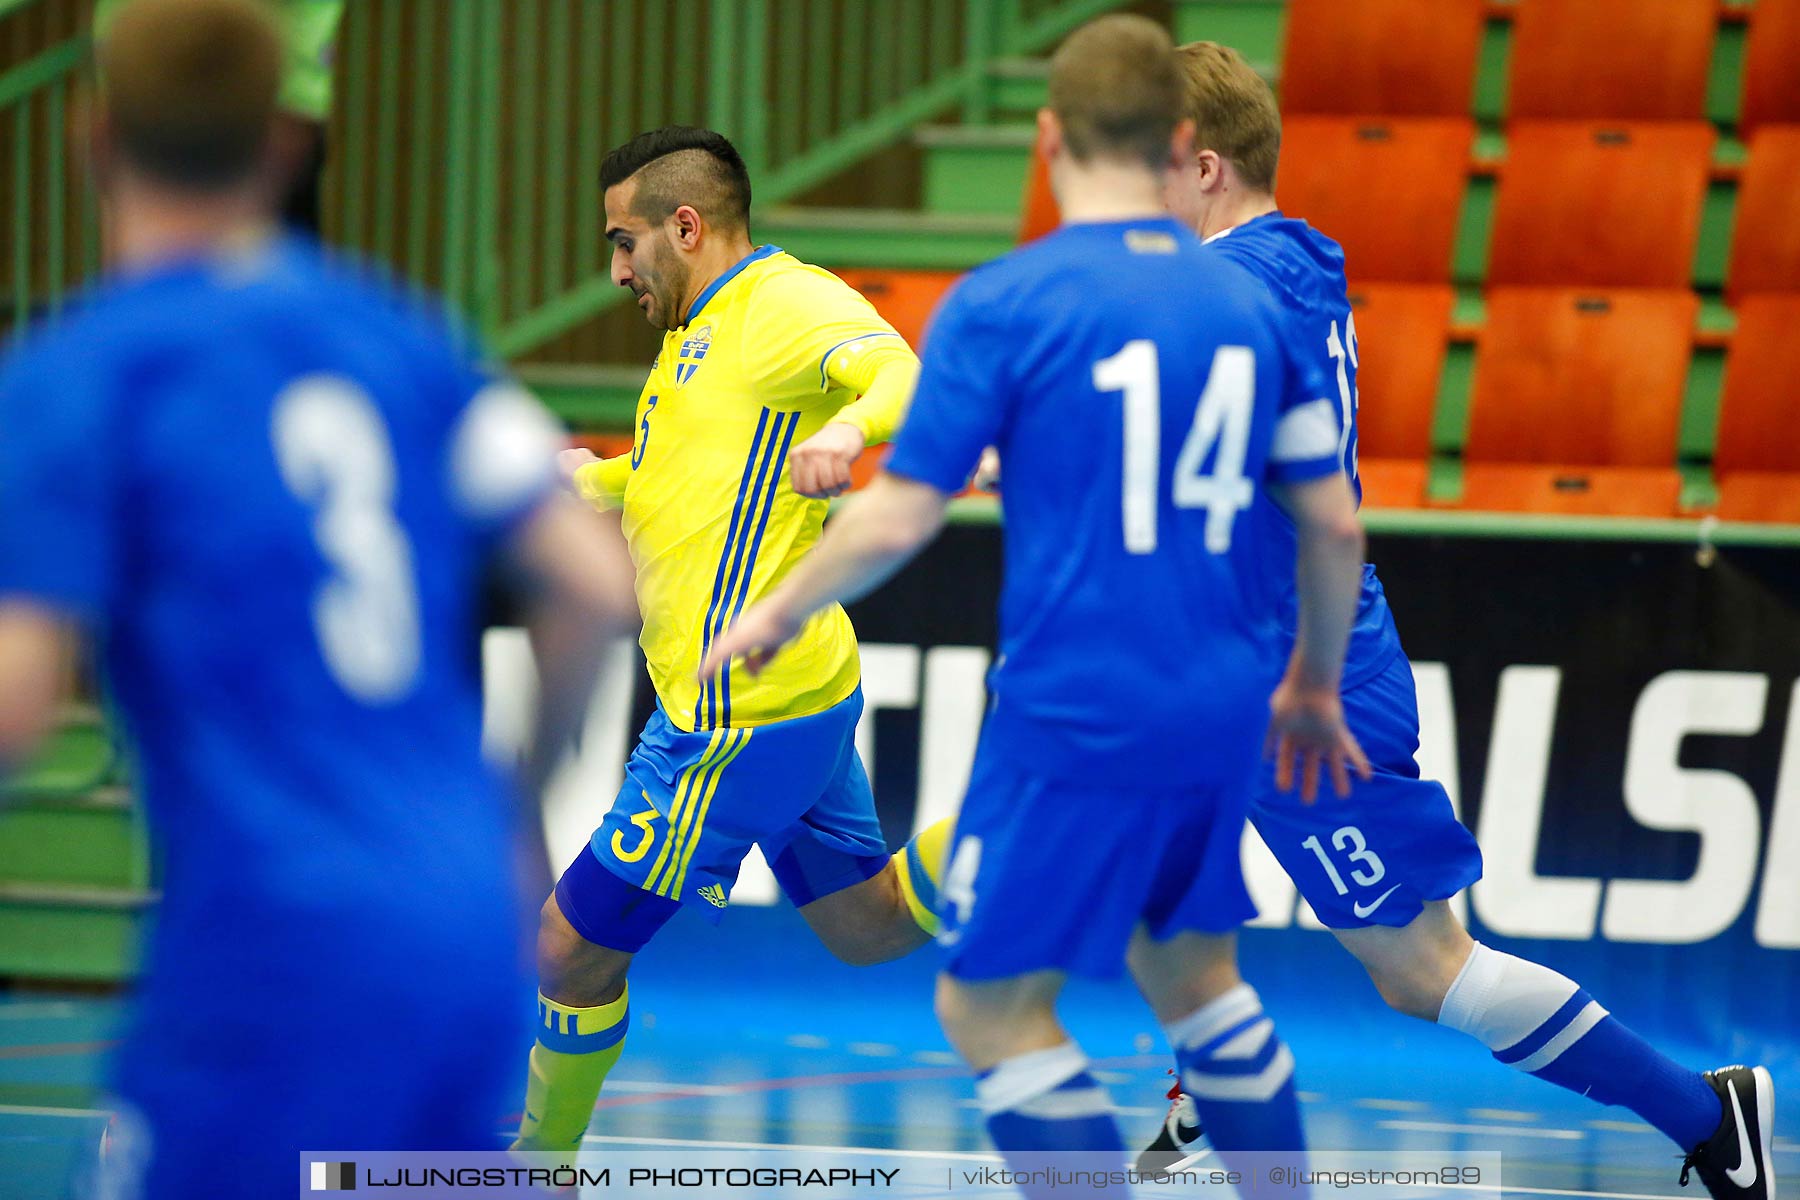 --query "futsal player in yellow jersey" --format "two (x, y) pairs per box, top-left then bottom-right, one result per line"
(513, 127), (953, 1157)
